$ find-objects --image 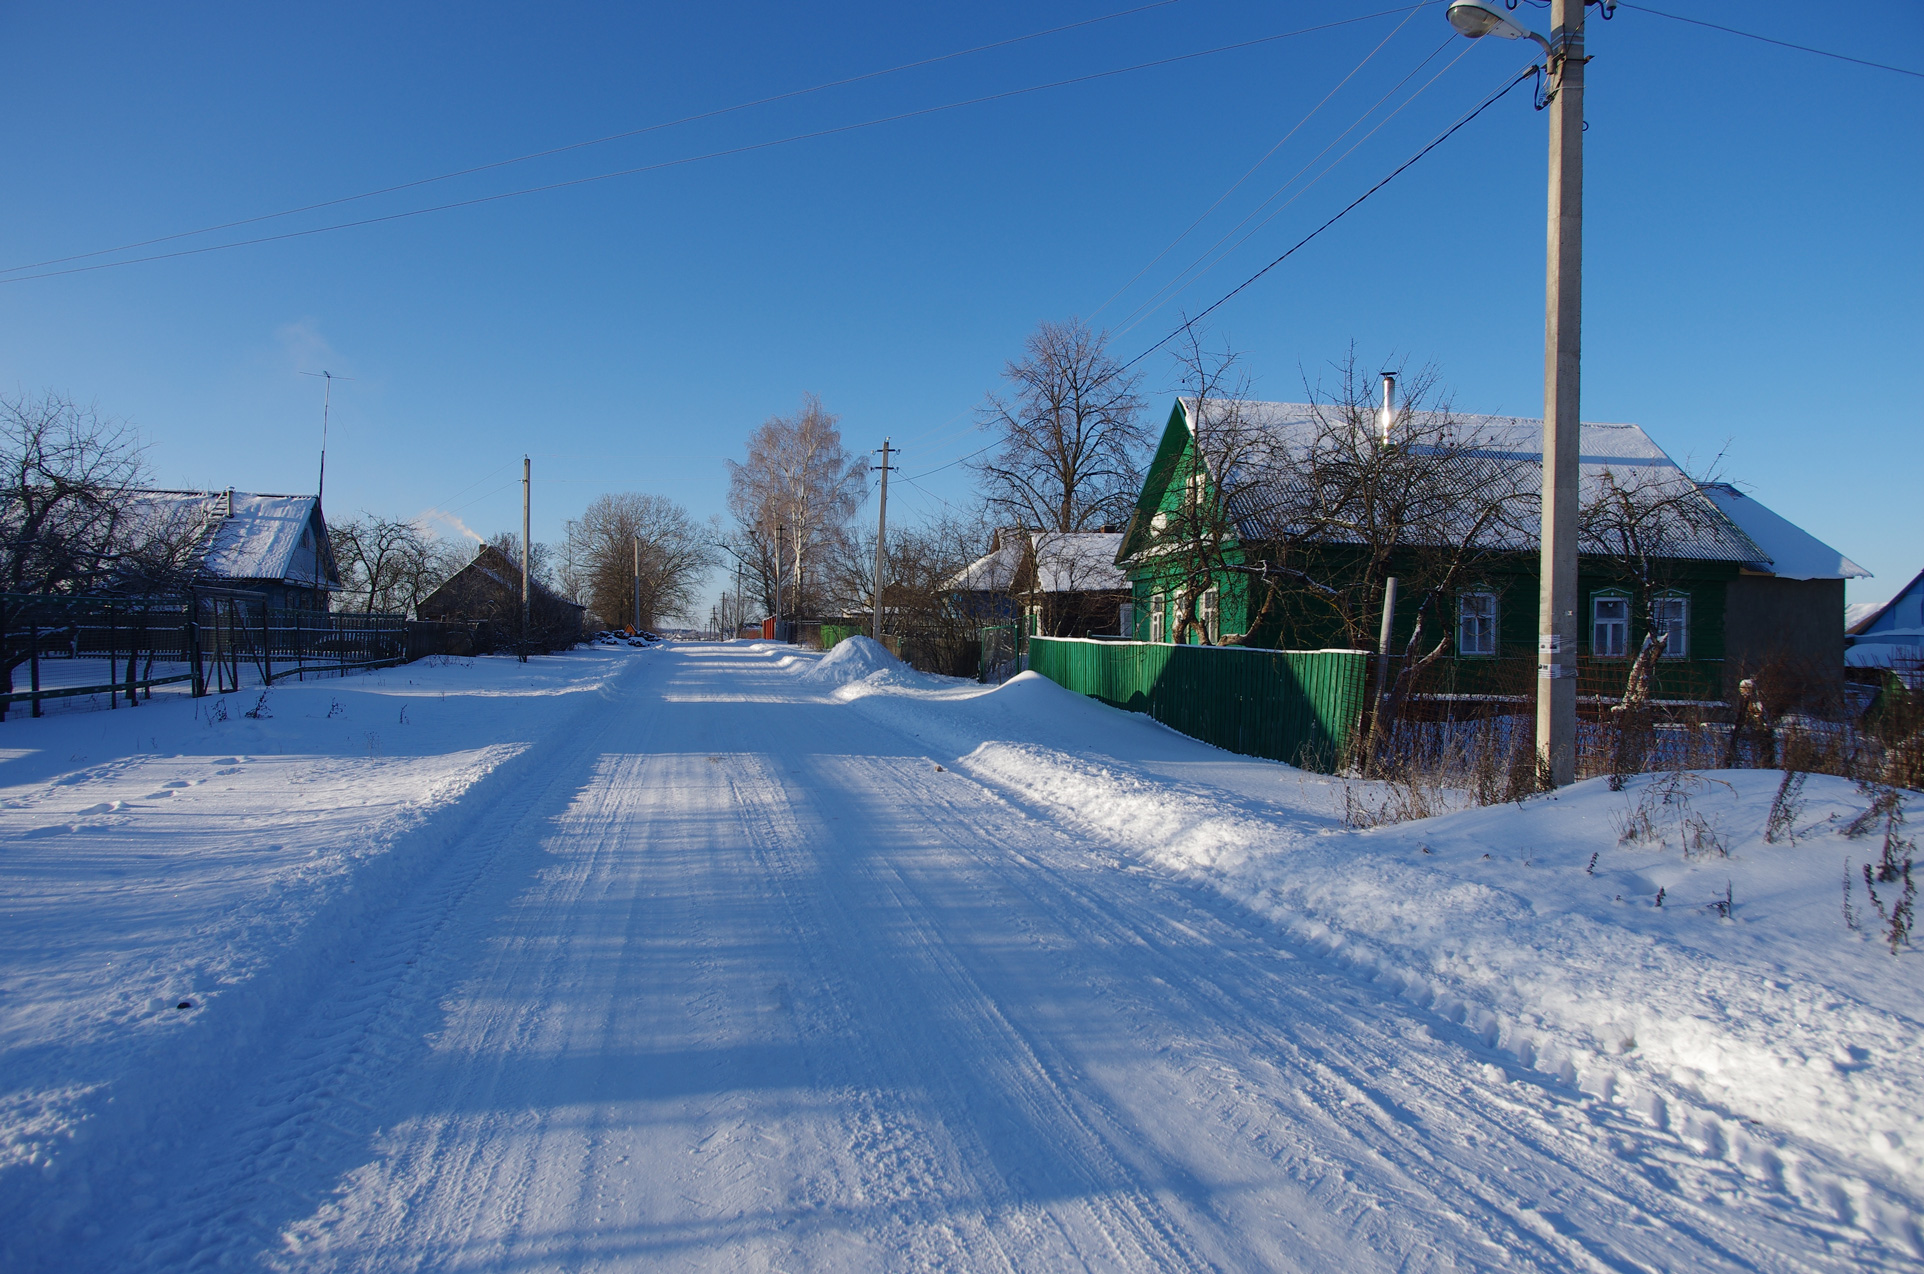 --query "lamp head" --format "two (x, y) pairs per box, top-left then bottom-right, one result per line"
(1446, 0), (1532, 41)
